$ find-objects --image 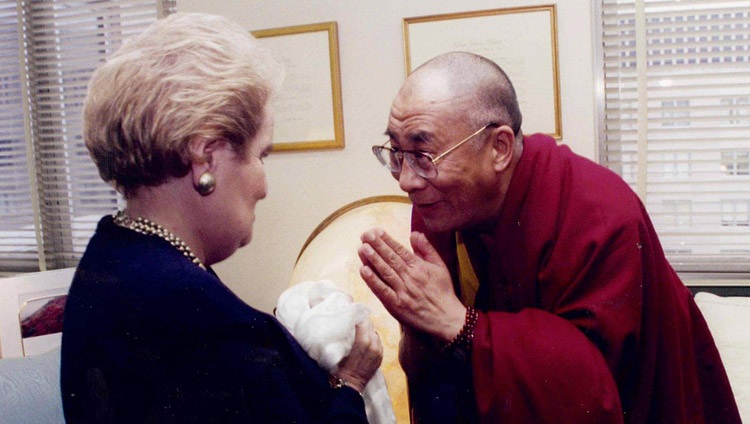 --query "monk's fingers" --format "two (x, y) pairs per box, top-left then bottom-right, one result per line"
(376, 229), (421, 267)
(359, 263), (403, 314)
(361, 228), (414, 272)
(358, 239), (406, 292)
(359, 264), (392, 306)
